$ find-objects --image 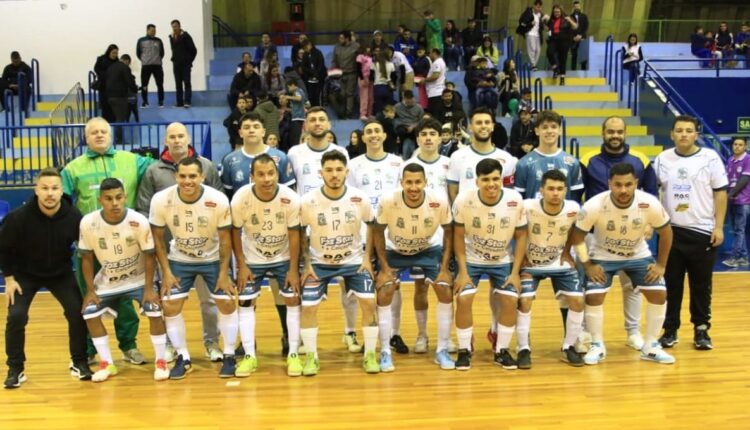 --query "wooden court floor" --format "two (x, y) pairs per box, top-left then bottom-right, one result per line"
(1, 274), (749, 430)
